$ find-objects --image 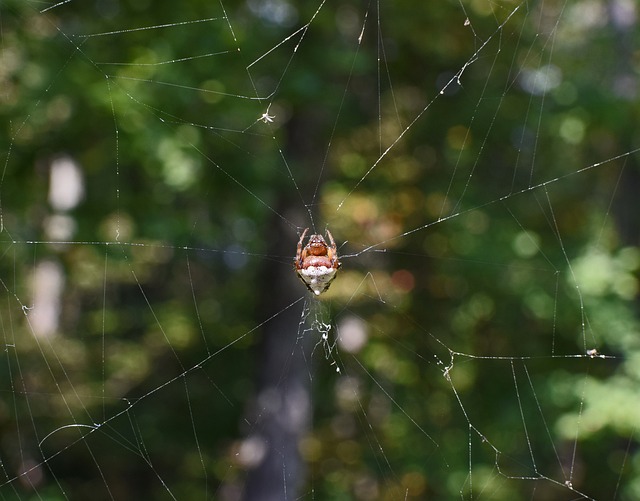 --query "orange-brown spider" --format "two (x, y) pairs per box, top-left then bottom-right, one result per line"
(294, 228), (341, 295)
